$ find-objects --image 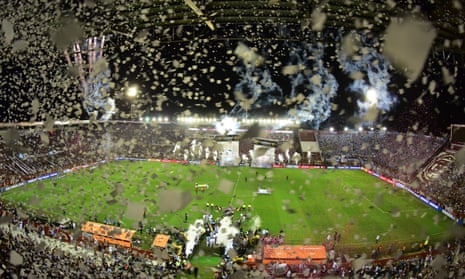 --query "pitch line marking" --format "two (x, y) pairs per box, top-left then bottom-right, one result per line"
(362, 196), (388, 214)
(229, 172), (241, 205)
